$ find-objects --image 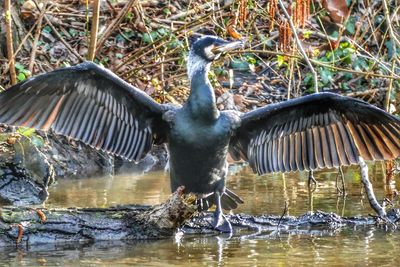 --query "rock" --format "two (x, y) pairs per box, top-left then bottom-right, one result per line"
(0, 125), (168, 205)
(0, 134), (54, 205)
(40, 133), (114, 179)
